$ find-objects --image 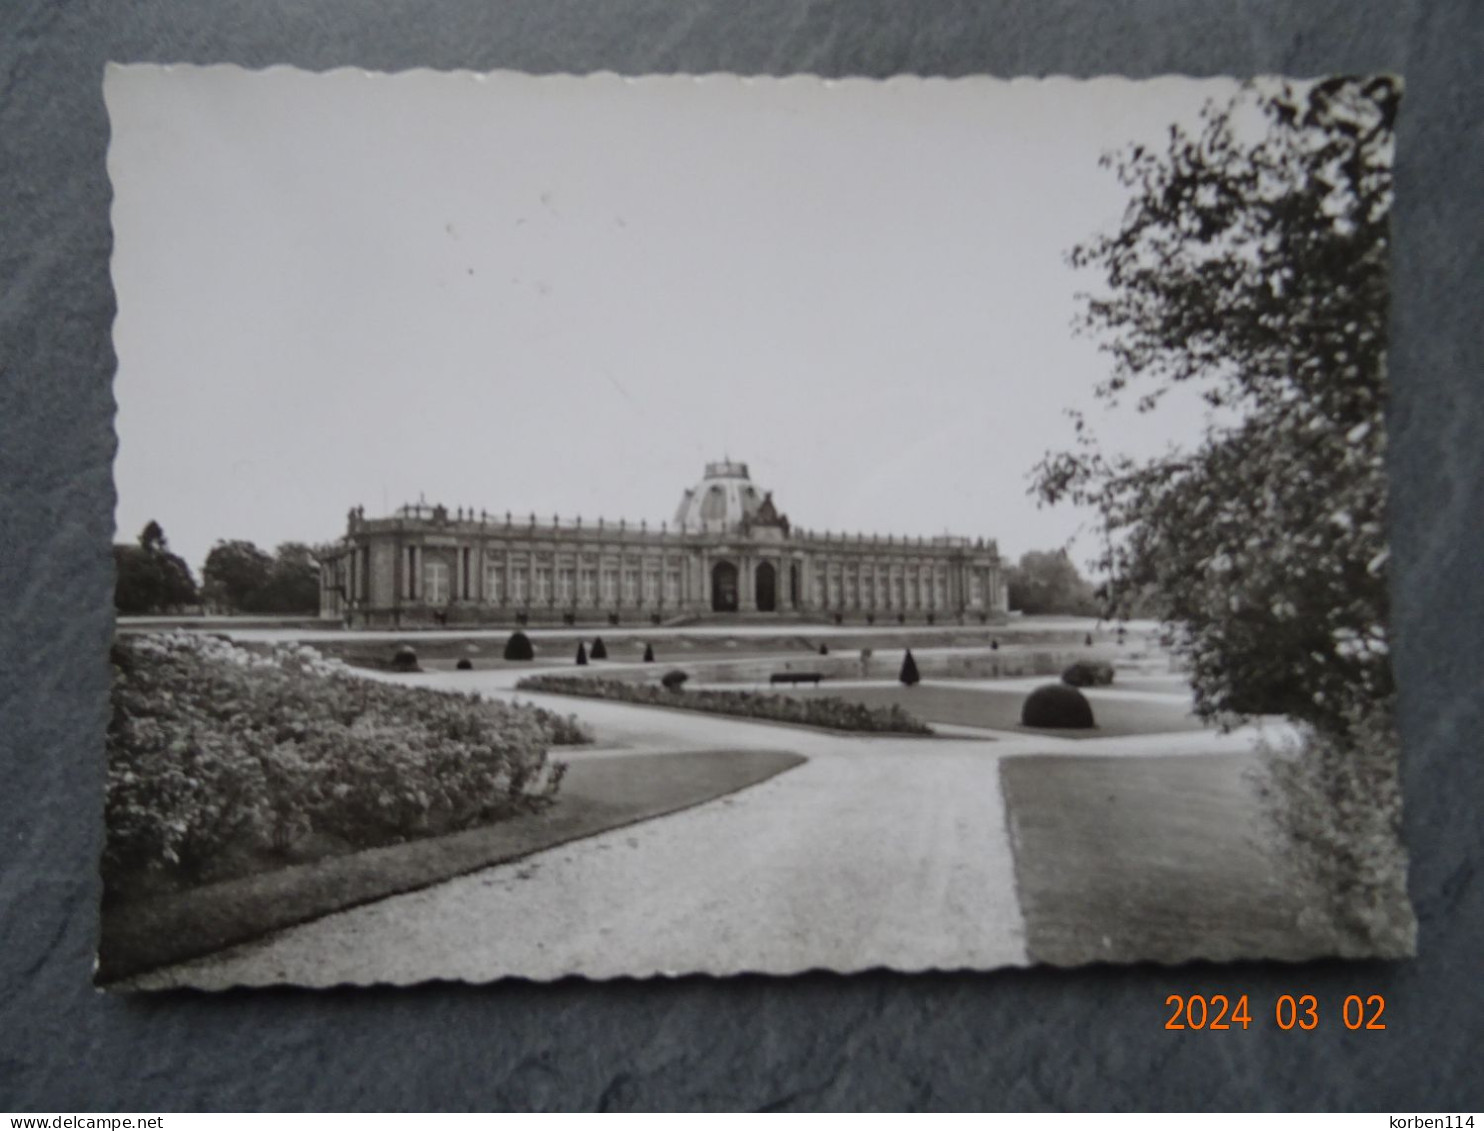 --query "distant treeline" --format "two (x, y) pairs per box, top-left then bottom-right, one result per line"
(114, 521), (321, 616)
